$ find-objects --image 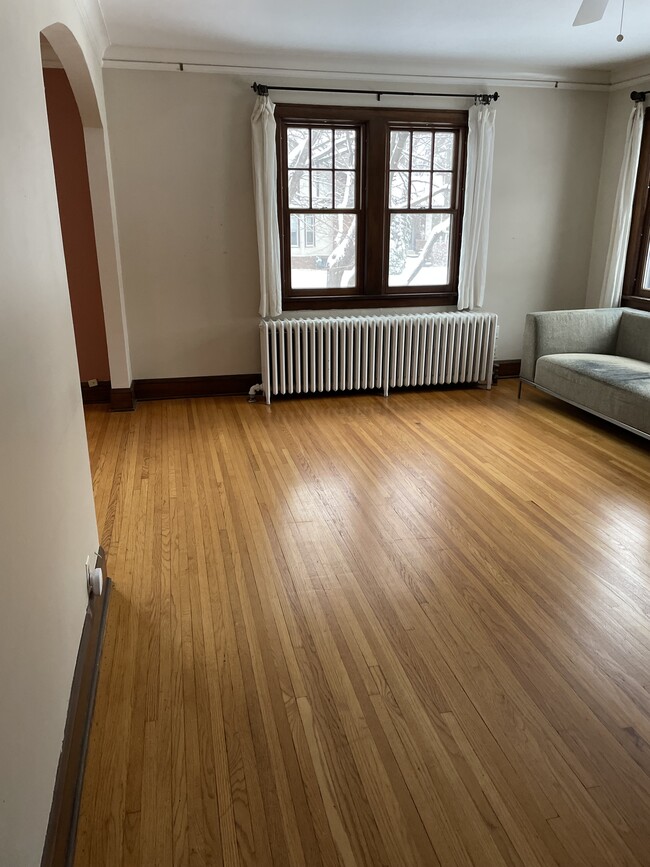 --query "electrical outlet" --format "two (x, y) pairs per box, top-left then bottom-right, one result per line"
(88, 378), (98, 388)
(85, 555), (103, 596)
